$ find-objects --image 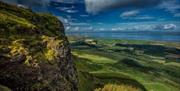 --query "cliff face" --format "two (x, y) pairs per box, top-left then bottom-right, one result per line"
(0, 1), (77, 91)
